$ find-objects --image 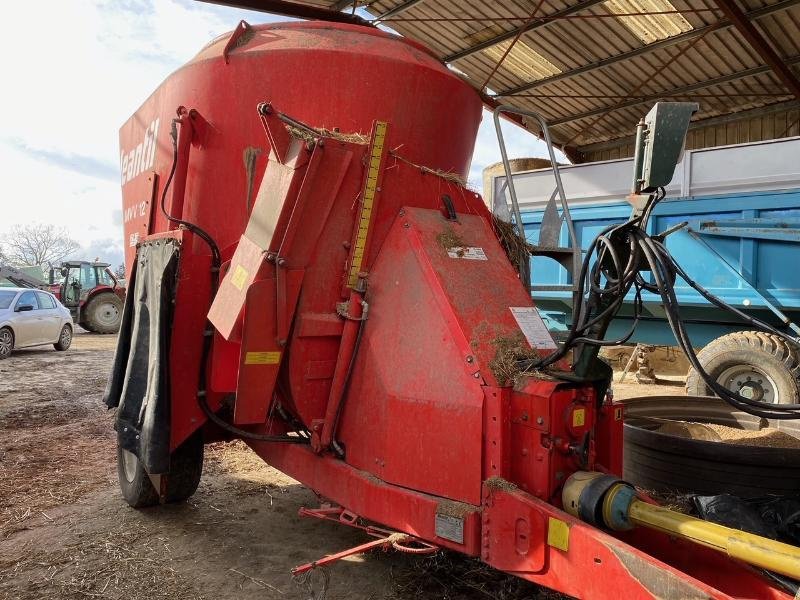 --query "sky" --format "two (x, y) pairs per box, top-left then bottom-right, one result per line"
(0, 0), (553, 270)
